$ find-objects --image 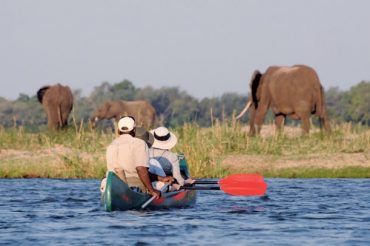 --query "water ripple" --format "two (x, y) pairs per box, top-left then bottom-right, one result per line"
(0, 178), (370, 245)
